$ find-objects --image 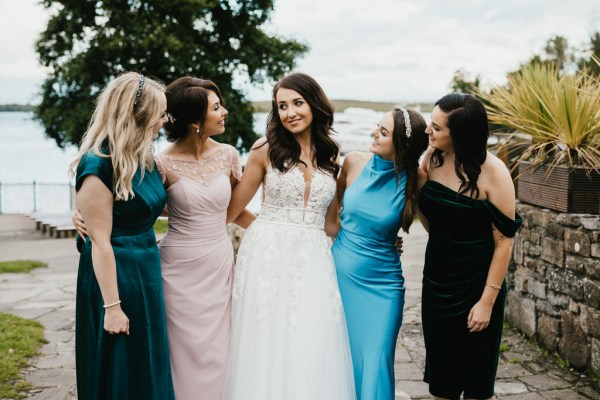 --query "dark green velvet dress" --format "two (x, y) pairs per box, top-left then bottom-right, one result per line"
(419, 180), (522, 399)
(75, 150), (174, 400)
